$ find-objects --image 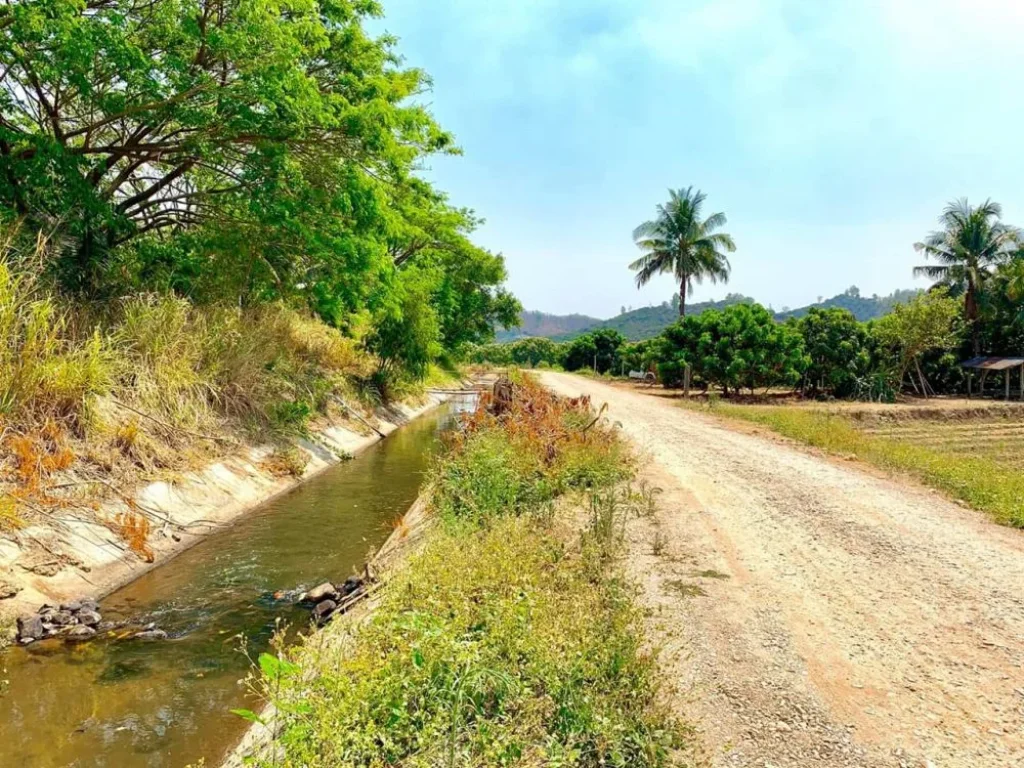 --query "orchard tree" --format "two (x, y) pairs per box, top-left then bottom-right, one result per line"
(563, 329), (625, 374)
(797, 307), (871, 398)
(657, 303), (806, 395)
(873, 289), (961, 397)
